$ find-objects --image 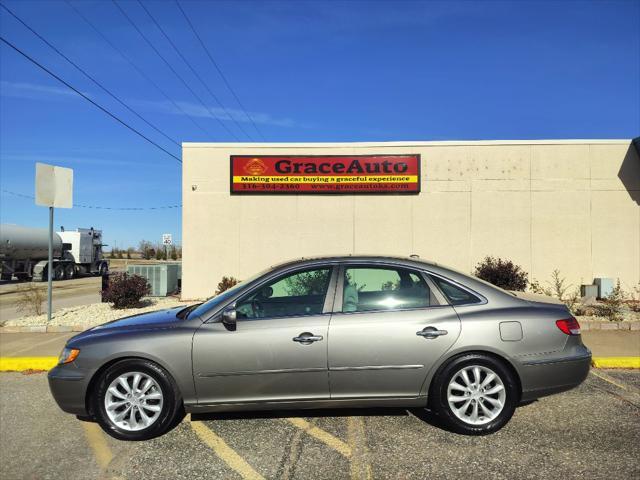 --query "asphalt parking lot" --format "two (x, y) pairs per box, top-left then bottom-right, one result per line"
(0, 369), (638, 480)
